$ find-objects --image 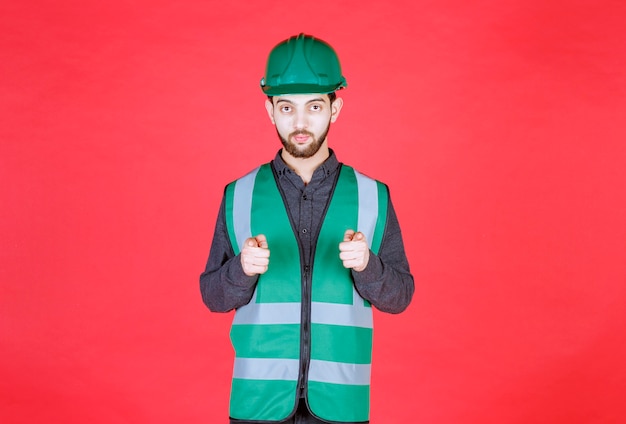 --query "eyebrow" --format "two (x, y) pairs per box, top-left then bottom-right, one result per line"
(275, 97), (326, 105)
